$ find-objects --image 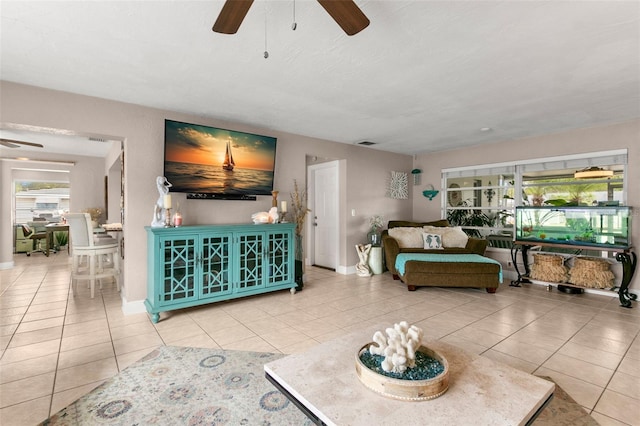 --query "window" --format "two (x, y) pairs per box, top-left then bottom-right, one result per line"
(15, 181), (70, 224)
(442, 150), (628, 238)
